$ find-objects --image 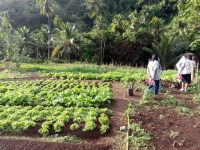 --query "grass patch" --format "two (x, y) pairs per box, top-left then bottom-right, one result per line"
(0, 70), (30, 79)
